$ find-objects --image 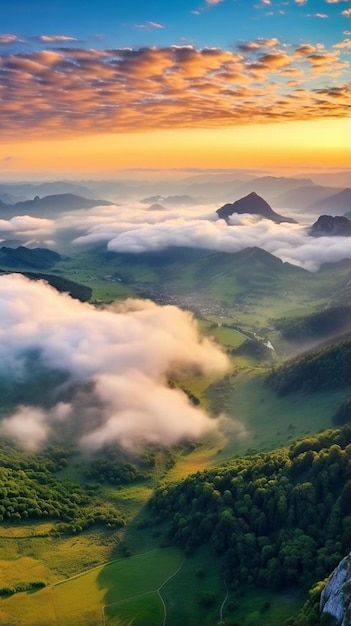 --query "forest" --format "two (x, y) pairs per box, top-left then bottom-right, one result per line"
(149, 426), (351, 623)
(0, 443), (125, 533)
(267, 340), (351, 395)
